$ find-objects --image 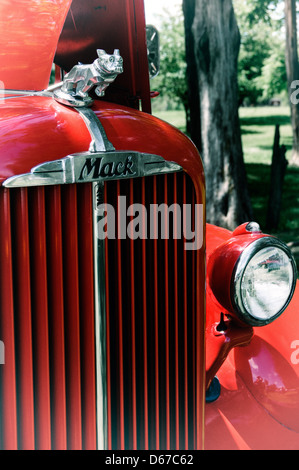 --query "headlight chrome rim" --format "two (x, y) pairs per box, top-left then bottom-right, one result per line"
(232, 237), (297, 326)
